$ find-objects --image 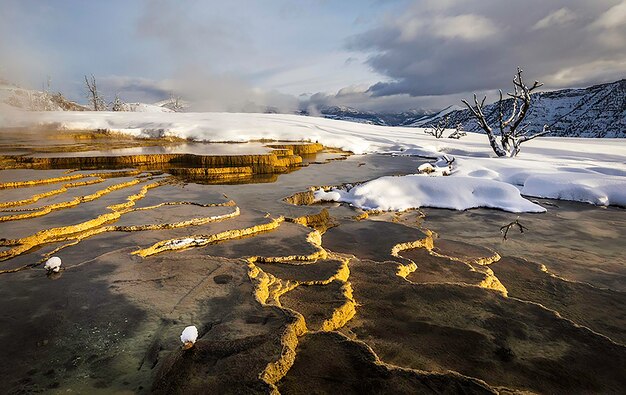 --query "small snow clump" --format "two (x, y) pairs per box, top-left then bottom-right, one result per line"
(180, 325), (198, 349)
(44, 256), (62, 273)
